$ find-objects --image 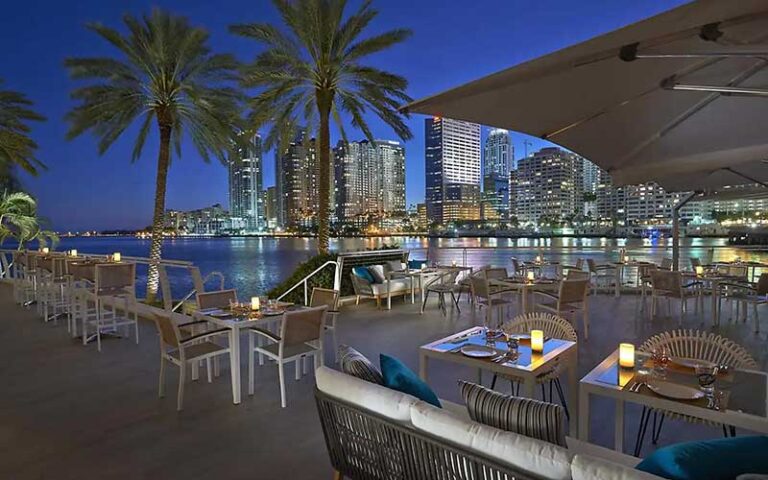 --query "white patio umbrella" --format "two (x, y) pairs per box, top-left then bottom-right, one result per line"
(406, 0), (768, 268)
